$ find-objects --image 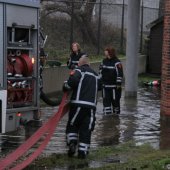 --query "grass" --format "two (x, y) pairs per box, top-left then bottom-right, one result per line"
(25, 142), (170, 170)
(90, 54), (125, 63)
